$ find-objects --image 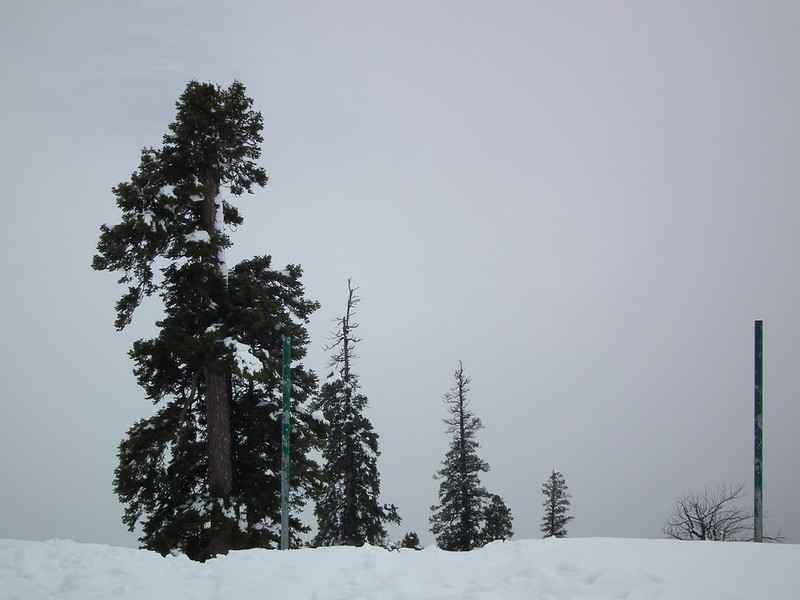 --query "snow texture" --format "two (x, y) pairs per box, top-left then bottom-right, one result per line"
(214, 195), (227, 280)
(227, 338), (263, 375)
(2, 537), (798, 599)
(187, 230), (211, 243)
